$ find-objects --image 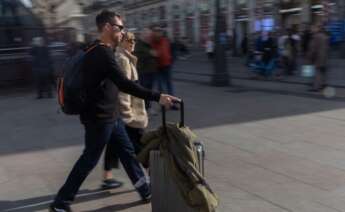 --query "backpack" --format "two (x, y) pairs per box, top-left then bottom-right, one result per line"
(57, 44), (97, 115)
